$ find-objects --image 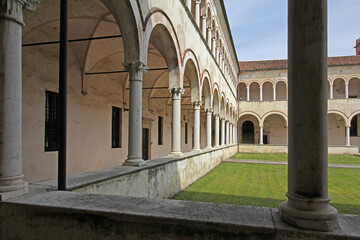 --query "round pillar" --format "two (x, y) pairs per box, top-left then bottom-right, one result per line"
(214, 114), (220, 147)
(0, 0), (39, 200)
(205, 109), (213, 149)
(123, 62), (148, 167)
(279, 0), (337, 231)
(169, 88), (184, 156)
(194, 0), (201, 26)
(221, 118), (225, 146)
(192, 101), (202, 152)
